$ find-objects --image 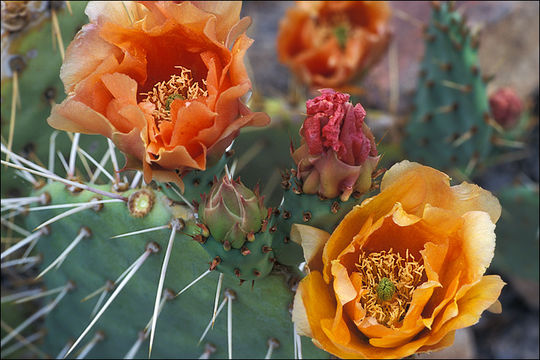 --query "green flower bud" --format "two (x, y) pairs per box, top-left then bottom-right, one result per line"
(199, 176), (267, 249)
